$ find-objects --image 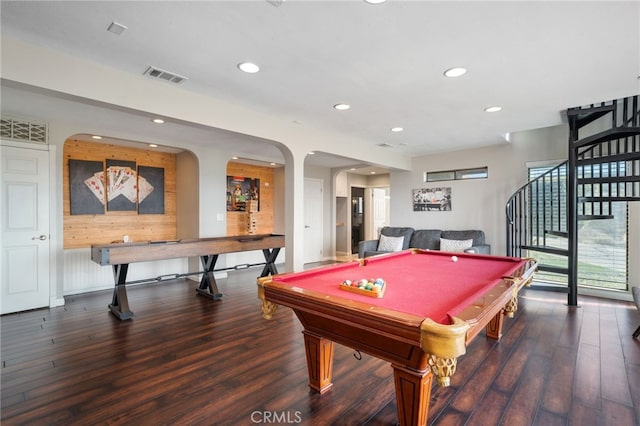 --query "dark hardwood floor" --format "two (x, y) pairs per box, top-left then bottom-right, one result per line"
(2, 267), (639, 425)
